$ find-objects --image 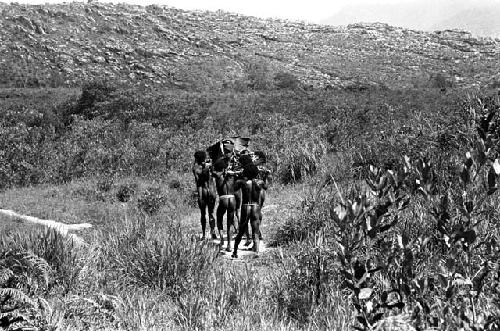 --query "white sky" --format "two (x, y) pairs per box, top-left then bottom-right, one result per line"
(0, 0), (414, 22)
(4, 0), (500, 23)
